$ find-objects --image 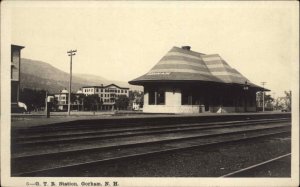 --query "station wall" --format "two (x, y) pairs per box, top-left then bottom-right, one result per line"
(143, 86), (257, 113)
